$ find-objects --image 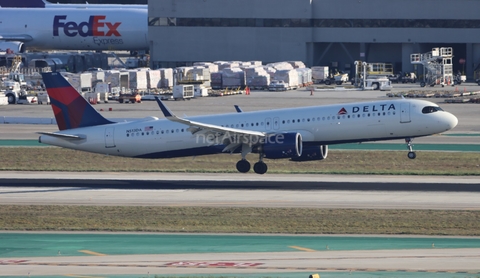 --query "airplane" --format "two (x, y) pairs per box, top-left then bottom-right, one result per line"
(0, 0), (146, 9)
(0, 3), (147, 53)
(39, 72), (458, 174)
